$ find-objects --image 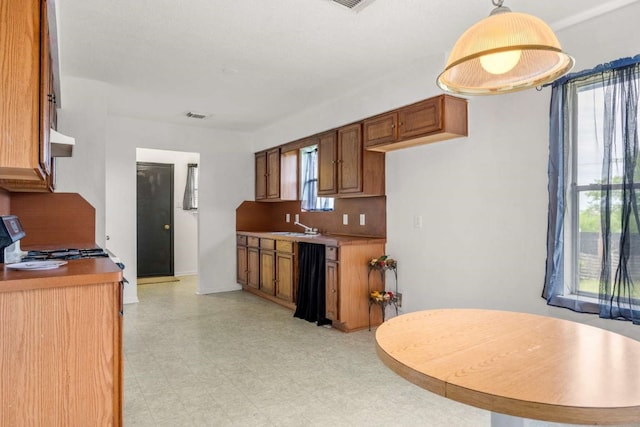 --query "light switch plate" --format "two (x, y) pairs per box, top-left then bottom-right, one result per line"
(414, 215), (423, 228)
(359, 214), (365, 226)
(343, 214), (349, 225)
